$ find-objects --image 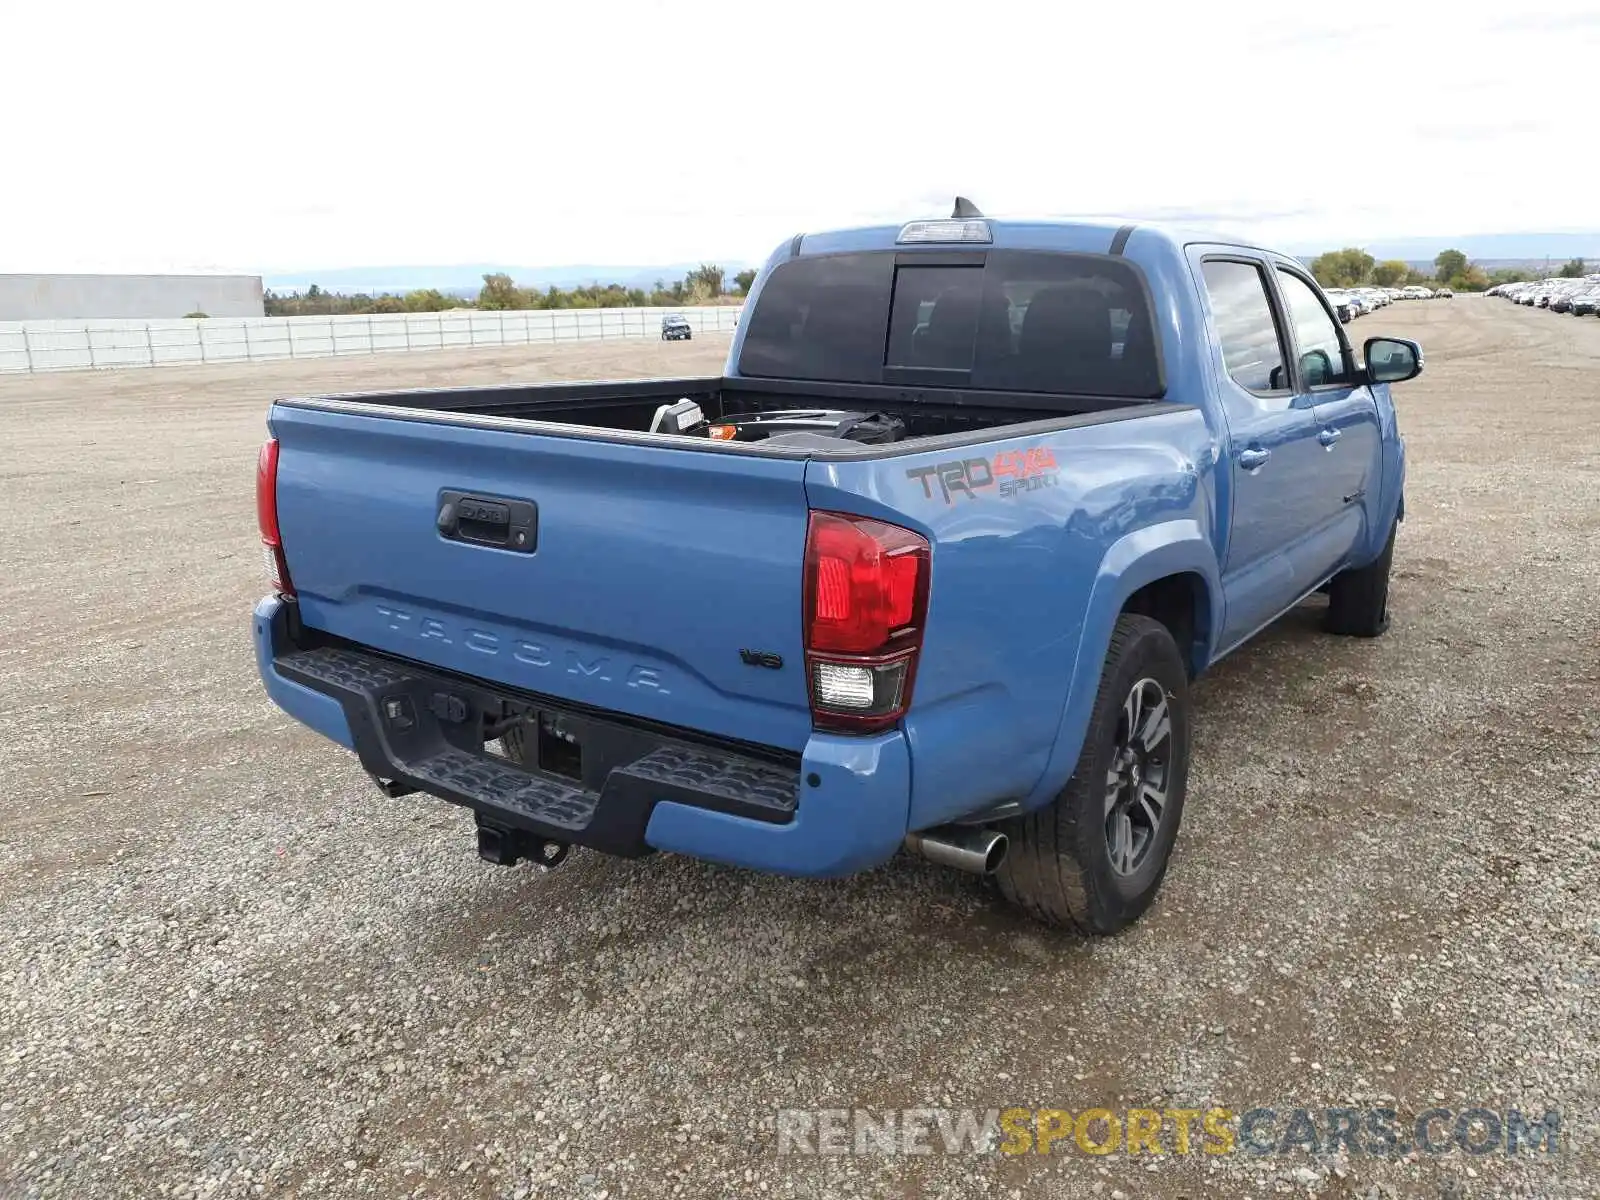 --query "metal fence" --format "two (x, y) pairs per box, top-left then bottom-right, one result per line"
(0, 305), (743, 374)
